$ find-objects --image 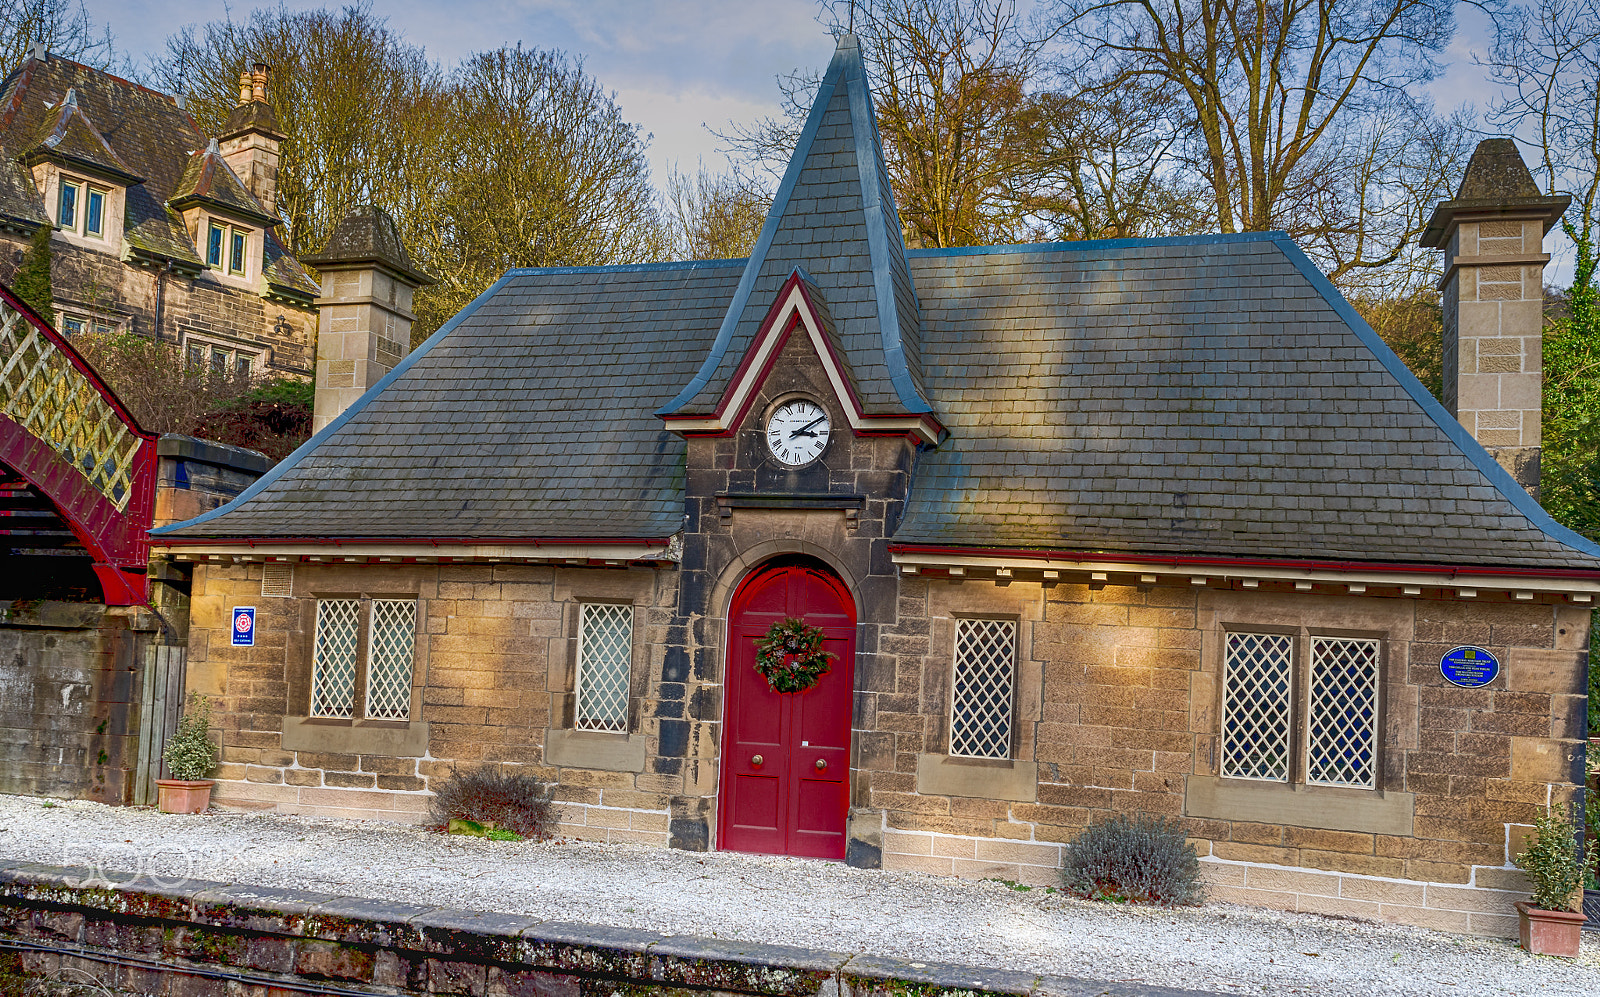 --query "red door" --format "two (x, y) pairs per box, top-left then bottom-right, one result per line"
(718, 558), (855, 859)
